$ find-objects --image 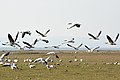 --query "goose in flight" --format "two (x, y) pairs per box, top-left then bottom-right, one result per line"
(67, 43), (83, 50)
(38, 38), (49, 43)
(62, 38), (75, 44)
(45, 45), (61, 49)
(20, 31), (31, 38)
(2, 32), (21, 48)
(106, 33), (119, 45)
(36, 29), (50, 37)
(0, 52), (10, 62)
(67, 23), (81, 29)
(23, 39), (38, 49)
(88, 31), (102, 40)
(84, 45), (100, 52)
